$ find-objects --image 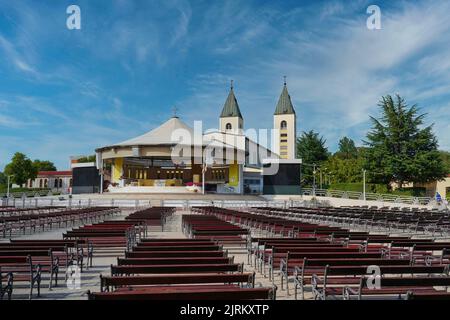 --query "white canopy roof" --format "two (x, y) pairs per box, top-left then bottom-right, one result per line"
(114, 116), (194, 147)
(98, 116), (240, 151)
